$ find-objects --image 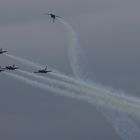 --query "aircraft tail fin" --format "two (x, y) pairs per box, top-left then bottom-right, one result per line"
(45, 66), (47, 71)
